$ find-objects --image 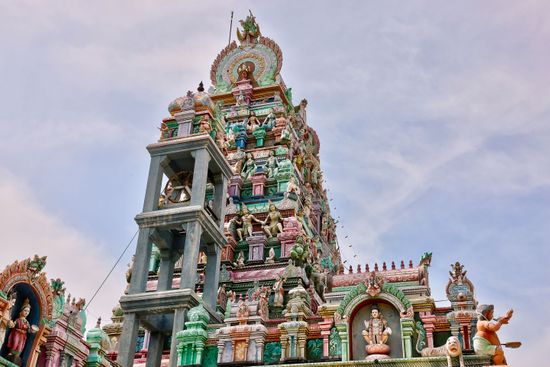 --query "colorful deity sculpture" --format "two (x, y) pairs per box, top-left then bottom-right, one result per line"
(0, 292), (17, 351)
(240, 205), (263, 239)
(262, 109), (276, 130)
(240, 153), (257, 180)
(265, 150), (279, 179)
(262, 203), (283, 238)
(362, 307), (392, 358)
(272, 275), (286, 308)
(473, 304), (514, 365)
(6, 298), (39, 362)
